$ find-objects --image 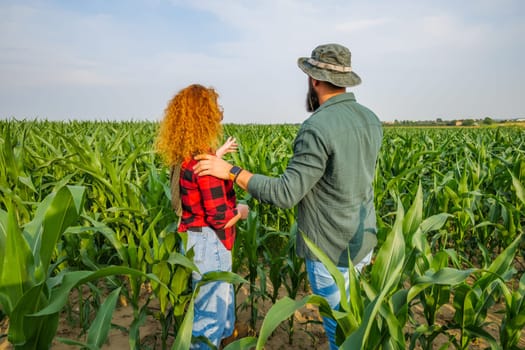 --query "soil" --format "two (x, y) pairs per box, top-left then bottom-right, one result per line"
(1, 280), (524, 349)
